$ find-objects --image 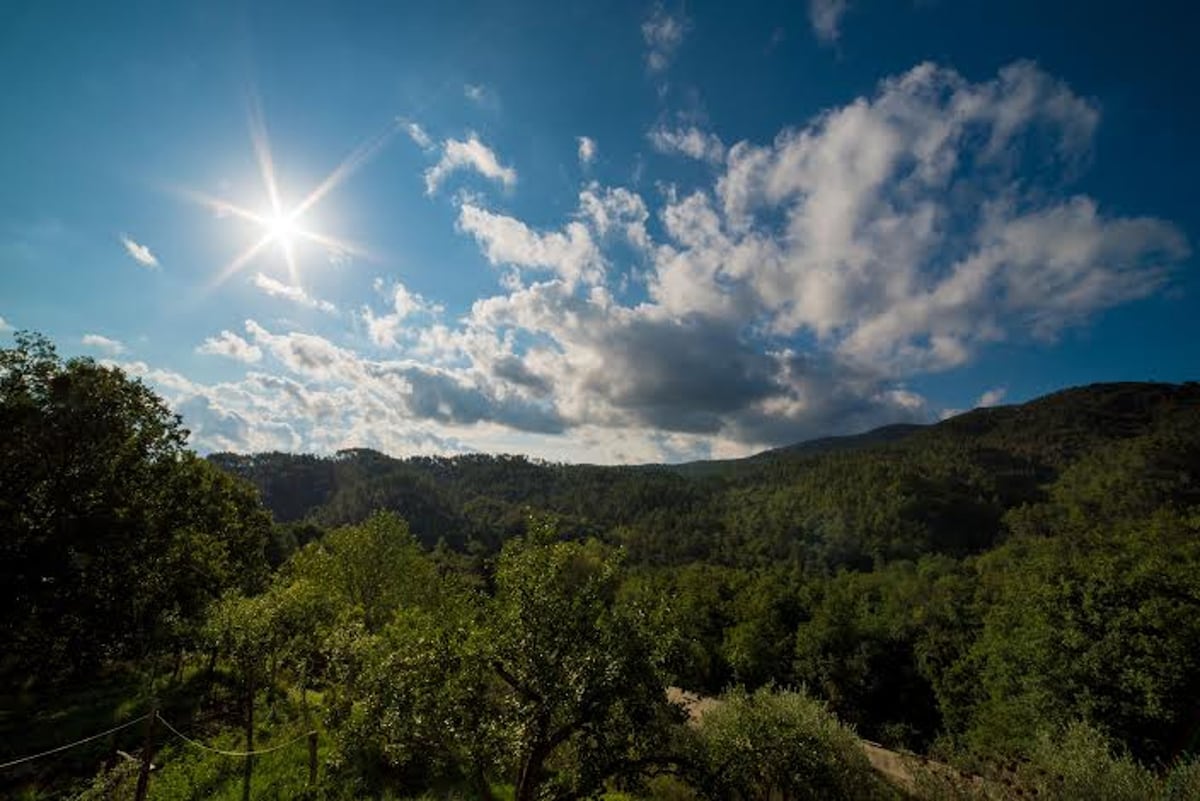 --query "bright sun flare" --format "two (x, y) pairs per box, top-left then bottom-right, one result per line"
(265, 212), (300, 247)
(179, 96), (395, 288)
